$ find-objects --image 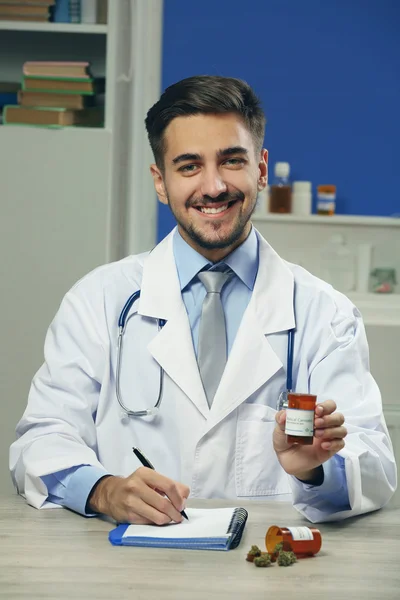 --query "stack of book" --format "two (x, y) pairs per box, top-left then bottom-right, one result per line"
(0, 1), (107, 24)
(0, 0), (55, 22)
(53, 0), (107, 24)
(3, 61), (105, 128)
